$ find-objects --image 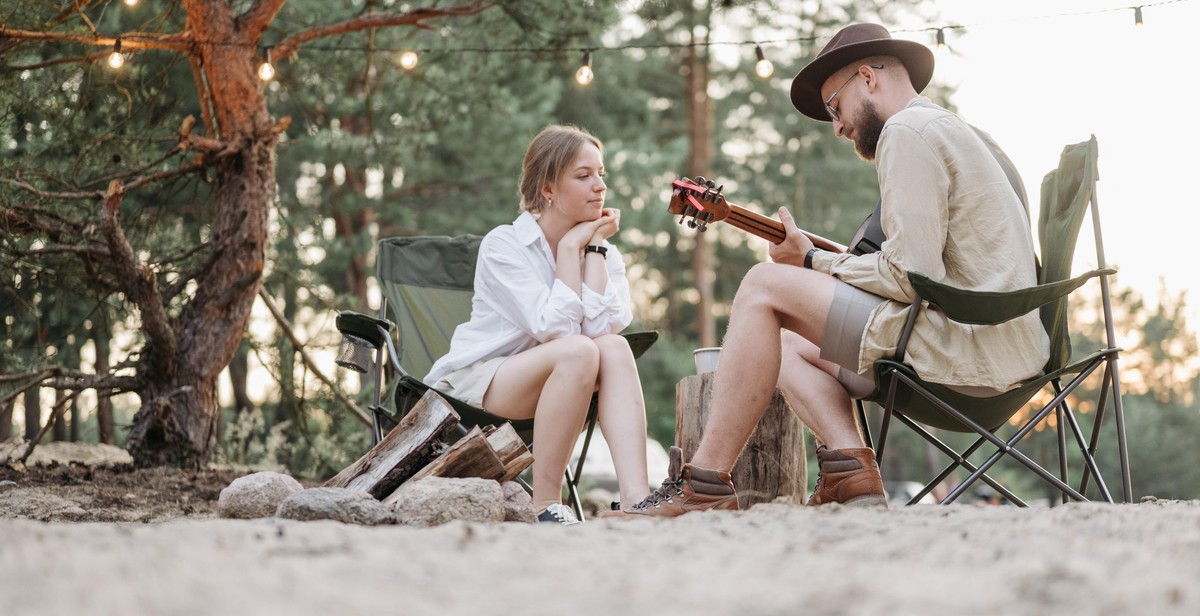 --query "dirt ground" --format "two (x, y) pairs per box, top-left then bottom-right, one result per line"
(0, 440), (259, 522)
(3, 440), (1200, 616)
